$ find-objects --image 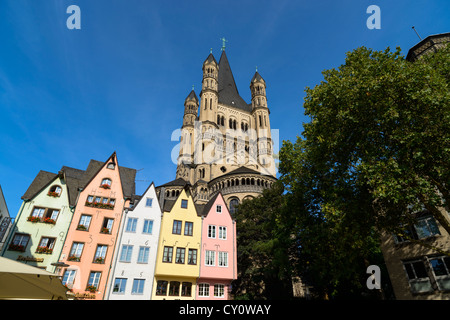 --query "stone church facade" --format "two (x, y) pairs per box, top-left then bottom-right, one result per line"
(156, 48), (277, 213)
